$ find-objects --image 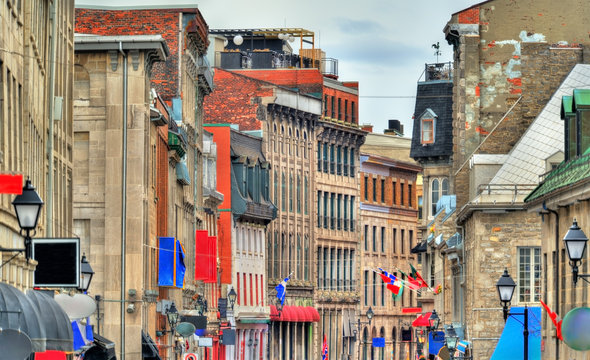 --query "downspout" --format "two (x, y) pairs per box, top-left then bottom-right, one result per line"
(544, 203), (559, 360)
(119, 41), (128, 360)
(46, 1), (57, 236)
